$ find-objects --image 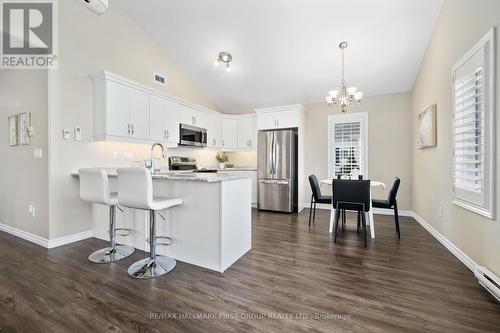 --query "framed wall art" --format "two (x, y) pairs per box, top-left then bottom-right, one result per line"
(417, 104), (437, 149)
